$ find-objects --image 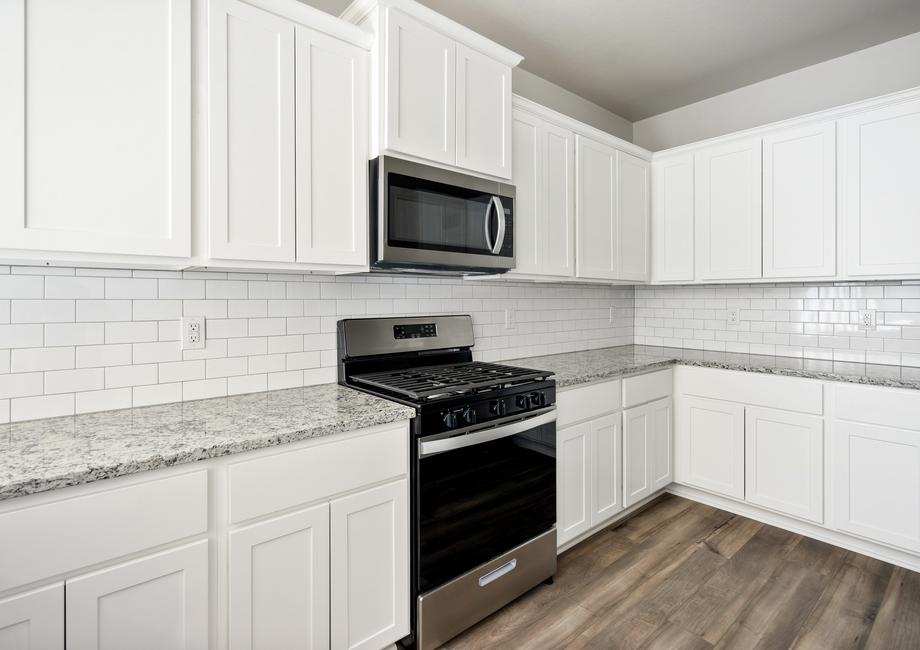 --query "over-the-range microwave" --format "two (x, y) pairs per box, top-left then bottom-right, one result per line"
(369, 156), (515, 275)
